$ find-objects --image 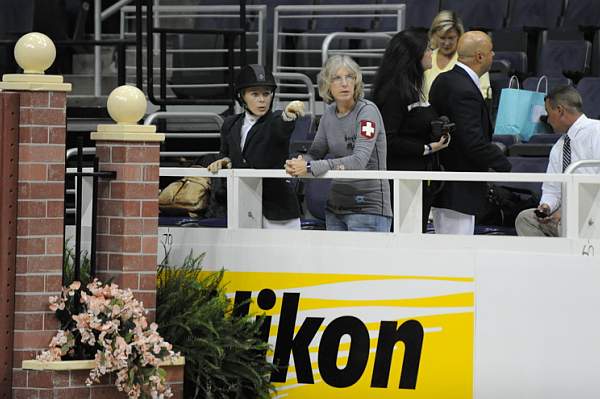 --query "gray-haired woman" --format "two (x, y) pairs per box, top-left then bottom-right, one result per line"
(285, 55), (392, 232)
